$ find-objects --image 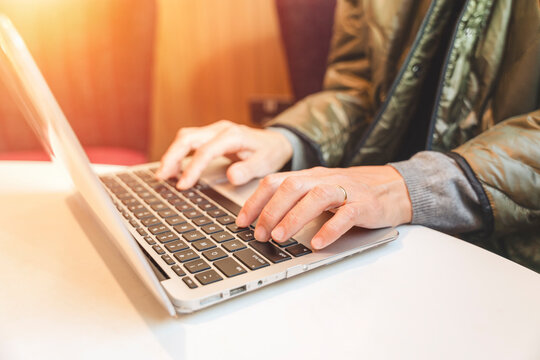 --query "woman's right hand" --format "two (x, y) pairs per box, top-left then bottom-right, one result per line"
(156, 120), (293, 190)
